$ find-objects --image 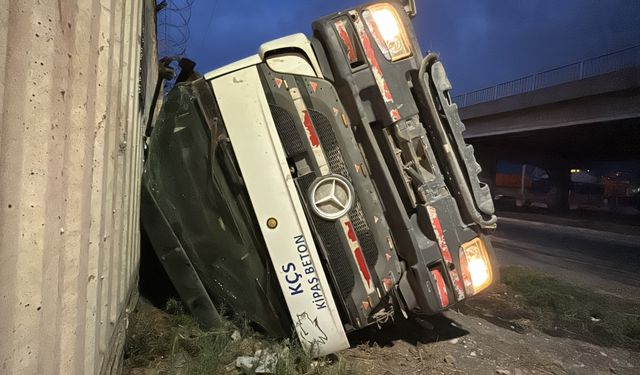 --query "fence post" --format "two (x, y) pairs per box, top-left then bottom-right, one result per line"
(530, 74), (536, 91)
(579, 61), (584, 80)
